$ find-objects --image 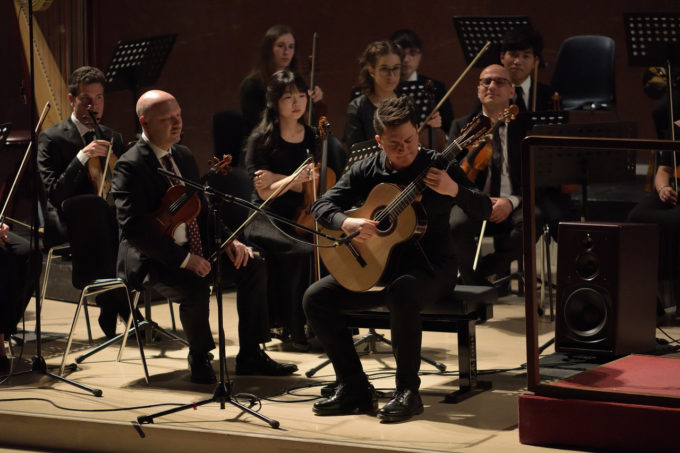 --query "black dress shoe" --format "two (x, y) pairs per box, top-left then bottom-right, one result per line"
(0, 356), (10, 373)
(313, 383), (377, 416)
(98, 308), (118, 339)
(188, 352), (216, 384)
(377, 389), (423, 422)
(235, 349), (298, 376)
